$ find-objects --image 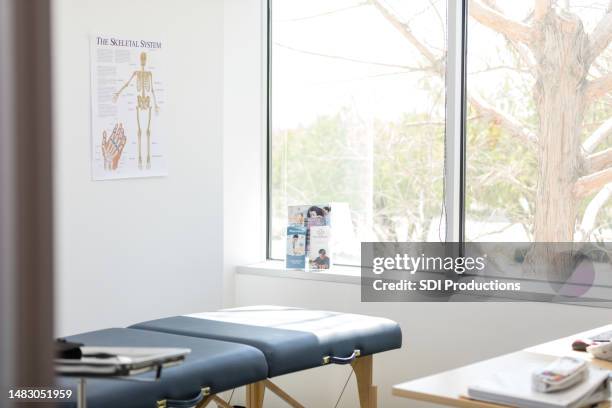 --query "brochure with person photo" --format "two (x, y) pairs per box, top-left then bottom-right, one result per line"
(287, 204), (332, 270)
(305, 205), (330, 227)
(303, 205), (330, 256)
(286, 225), (307, 269)
(288, 205), (309, 227)
(308, 225), (332, 270)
